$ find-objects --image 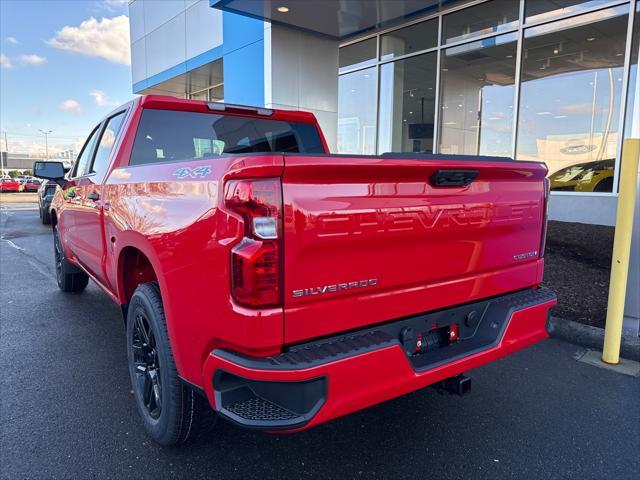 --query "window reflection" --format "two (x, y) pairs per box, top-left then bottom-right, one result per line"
(621, 2), (639, 150)
(525, 0), (611, 23)
(378, 53), (437, 153)
(338, 67), (377, 154)
(92, 112), (126, 179)
(339, 38), (376, 74)
(549, 159), (615, 192)
(516, 6), (629, 192)
(443, 0), (519, 44)
(439, 33), (517, 157)
(381, 19), (438, 61)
